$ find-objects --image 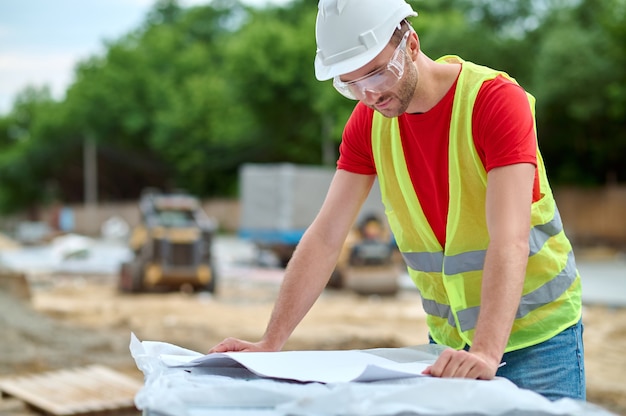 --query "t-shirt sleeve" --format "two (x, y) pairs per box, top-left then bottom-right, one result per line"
(473, 75), (540, 201)
(337, 102), (377, 175)
(472, 75), (537, 172)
